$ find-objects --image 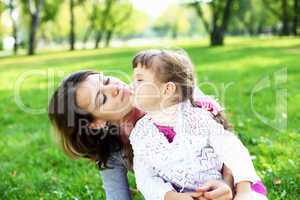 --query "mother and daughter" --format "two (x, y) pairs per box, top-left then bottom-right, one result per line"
(48, 49), (267, 200)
